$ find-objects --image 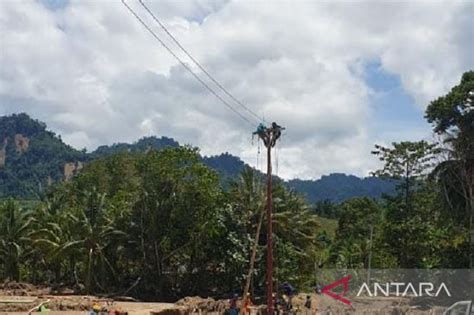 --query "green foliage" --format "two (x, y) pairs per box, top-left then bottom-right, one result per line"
(331, 198), (381, 269)
(0, 113), (396, 203)
(425, 71), (474, 136)
(0, 113), (86, 198)
(425, 70), (474, 268)
(372, 141), (439, 180)
(1, 71), (472, 298)
(0, 148), (331, 299)
(272, 183), (320, 288)
(287, 173), (396, 204)
(372, 140), (439, 215)
(91, 136), (179, 159)
(313, 200), (340, 219)
(370, 138), (469, 268)
(0, 199), (33, 280)
(364, 71), (474, 269)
